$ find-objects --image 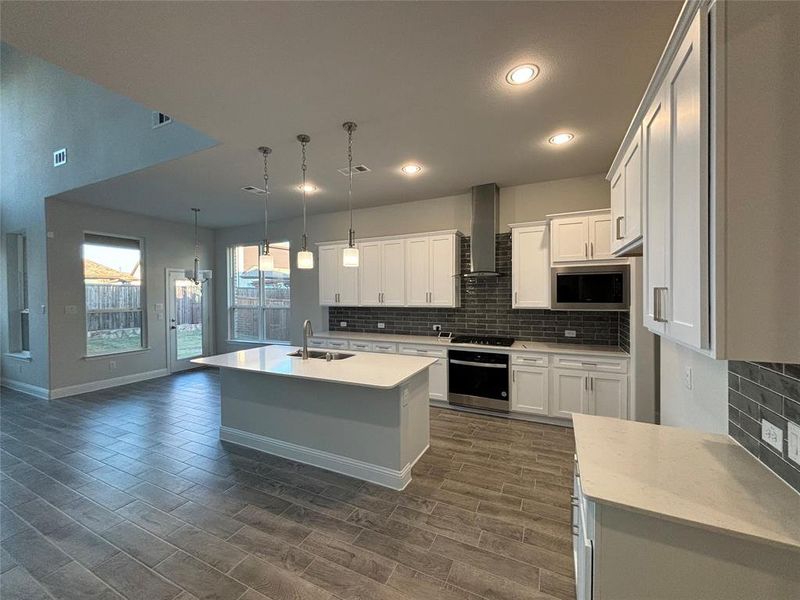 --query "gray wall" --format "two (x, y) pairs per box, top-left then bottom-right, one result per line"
(0, 43), (215, 392)
(215, 174), (610, 349)
(46, 199), (214, 391)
